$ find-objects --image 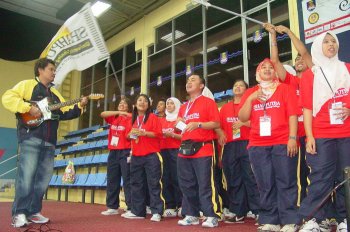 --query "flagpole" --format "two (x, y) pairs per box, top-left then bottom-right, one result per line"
(107, 57), (122, 96)
(192, 0), (264, 26)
